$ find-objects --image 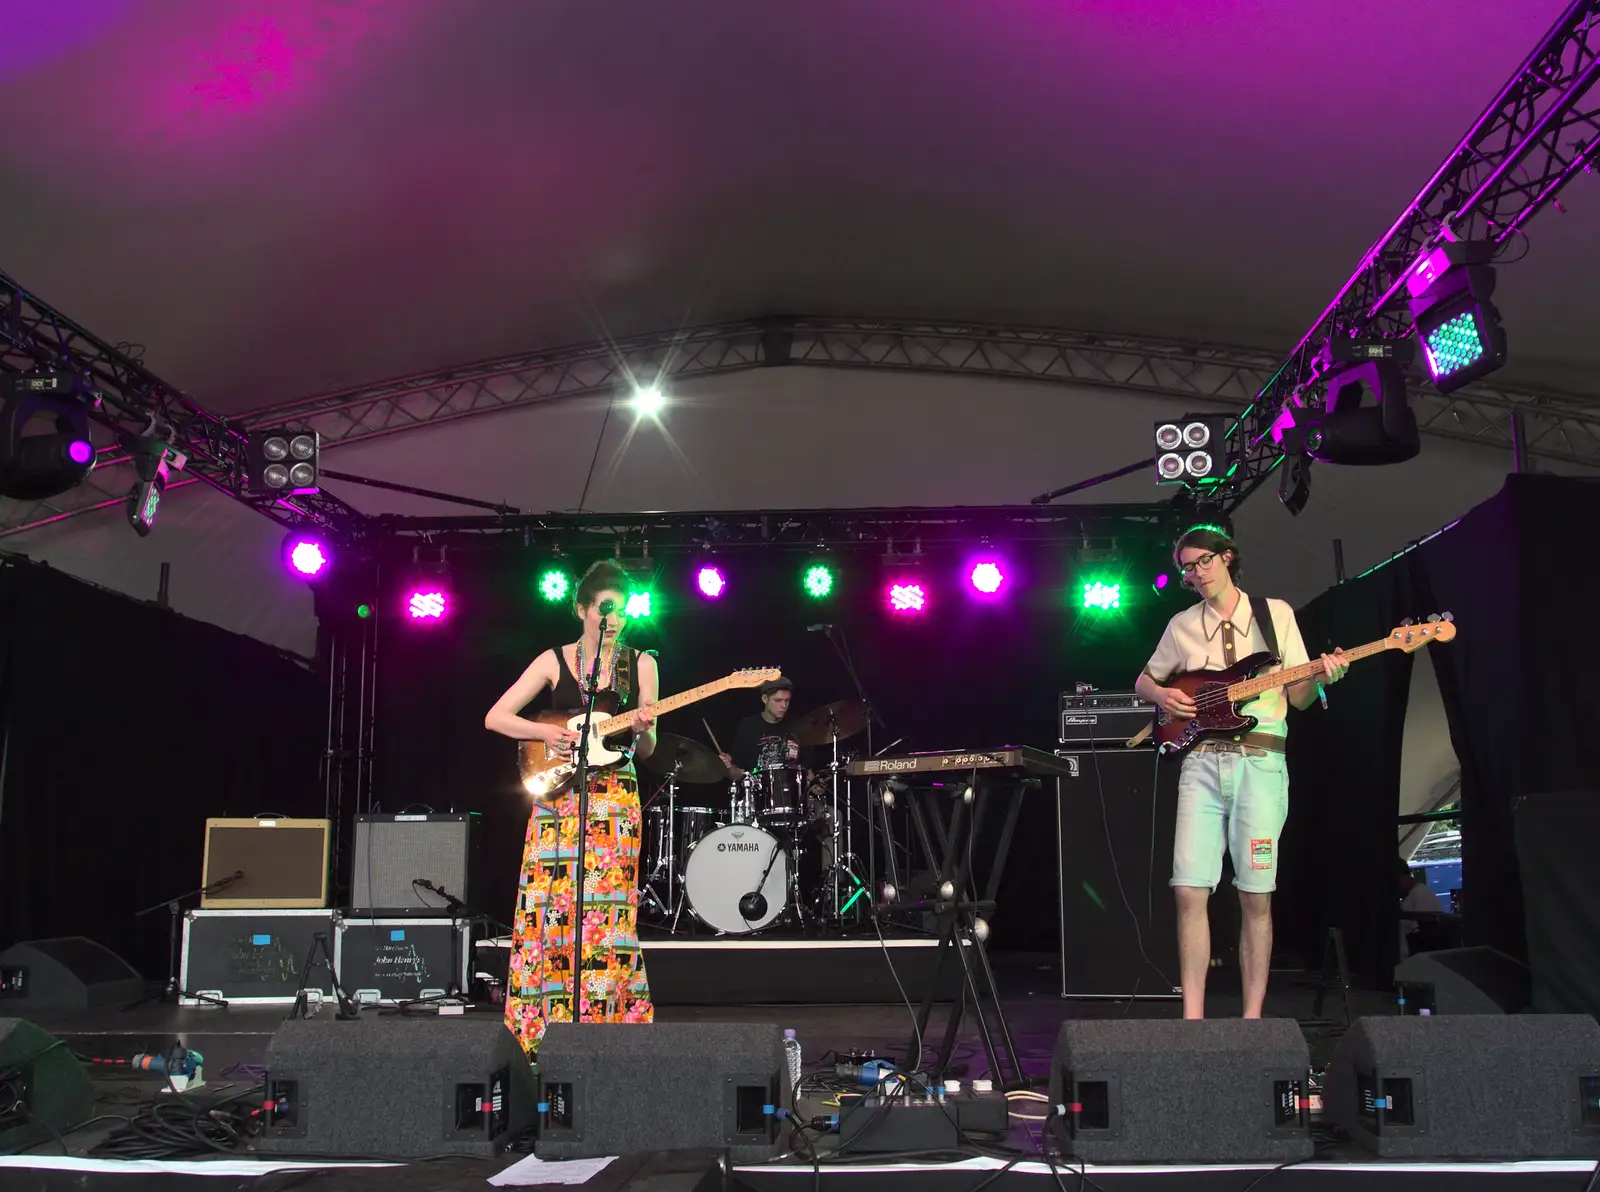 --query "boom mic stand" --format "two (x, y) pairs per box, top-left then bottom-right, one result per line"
(569, 610), (610, 1023)
(126, 871), (245, 1009)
